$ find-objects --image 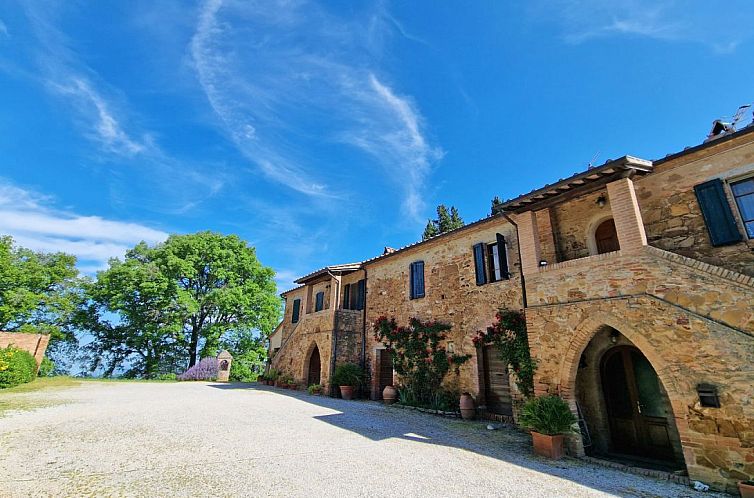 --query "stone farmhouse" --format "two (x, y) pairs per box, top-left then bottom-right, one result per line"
(268, 122), (754, 491)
